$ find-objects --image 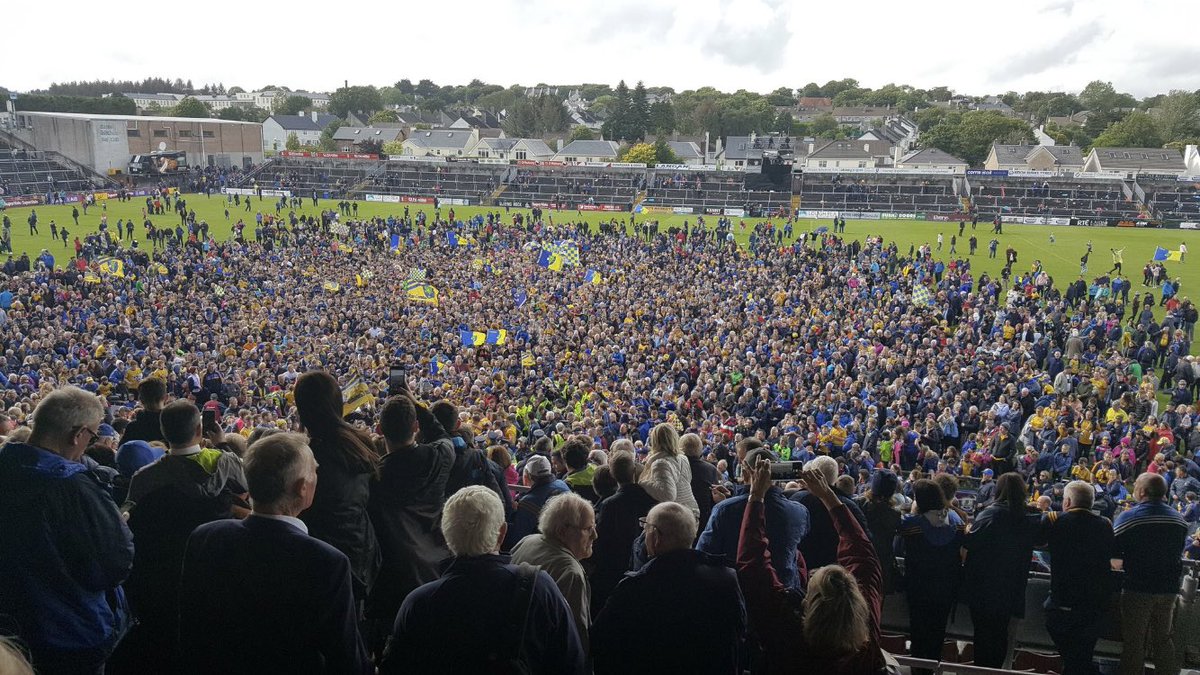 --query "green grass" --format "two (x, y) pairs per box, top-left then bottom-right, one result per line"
(3, 194), (1199, 312)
